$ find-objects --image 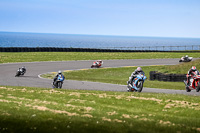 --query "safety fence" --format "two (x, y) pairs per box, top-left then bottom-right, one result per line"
(102, 45), (200, 51)
(149, 71), (186, 82)
(1, 47), (200, 52)
(0, 47), (171, 52)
